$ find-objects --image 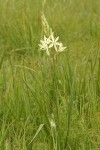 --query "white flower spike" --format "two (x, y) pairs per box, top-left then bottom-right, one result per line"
(39, 34), (66, 56)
